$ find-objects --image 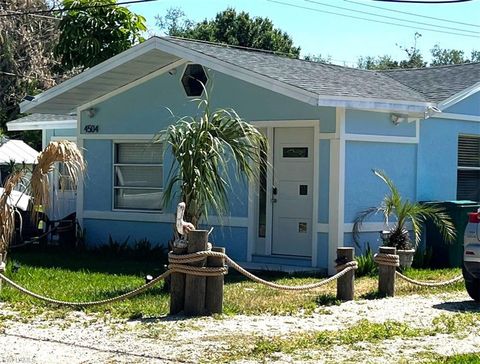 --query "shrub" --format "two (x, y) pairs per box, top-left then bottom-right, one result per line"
(356, 243), (378, 277)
